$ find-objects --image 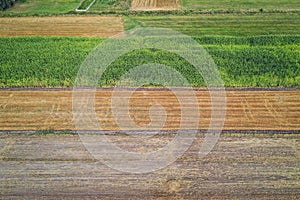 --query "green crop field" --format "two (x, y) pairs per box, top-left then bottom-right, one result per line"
(0, 36), (299, 87)
(1, 0), (299, 88)
(181, 0), (300, 10)
(124, 13), (300, 36)
(0, 37), (103, 87)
